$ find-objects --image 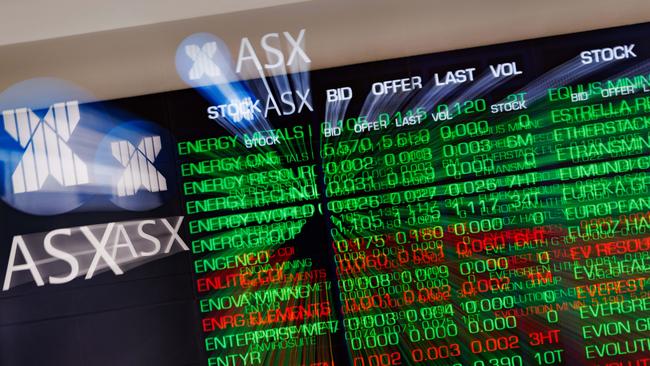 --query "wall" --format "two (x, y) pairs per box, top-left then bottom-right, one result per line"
(0, 0), (648, 100)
